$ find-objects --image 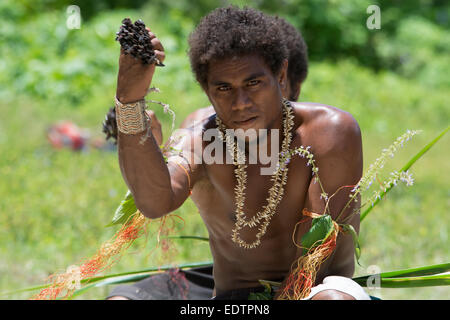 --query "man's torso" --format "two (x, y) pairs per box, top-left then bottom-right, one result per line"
(185, 102), (352, 292)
